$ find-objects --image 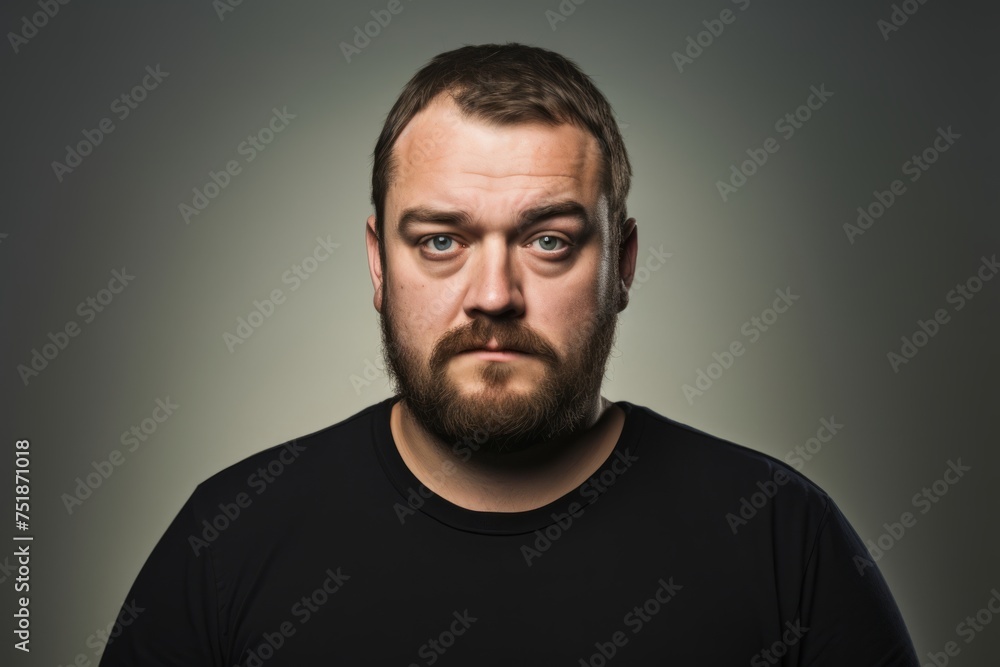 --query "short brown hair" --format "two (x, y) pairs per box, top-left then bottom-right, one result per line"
(370, 43), (632, 261)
